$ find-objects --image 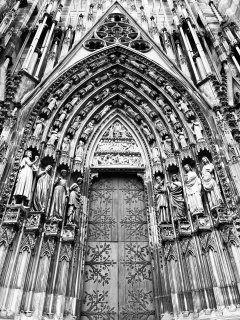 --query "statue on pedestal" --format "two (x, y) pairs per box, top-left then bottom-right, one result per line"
(67, 177), (83, 225)
(49, 170), (68, 220)
(201, 156), (223, 210)
(14, 150), (39, 205)
(33, 165), (52, 212)
(168, 174), (185, 220)
(183, 164), (204, 216)
(154, 176), (170, 224)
